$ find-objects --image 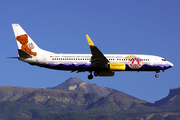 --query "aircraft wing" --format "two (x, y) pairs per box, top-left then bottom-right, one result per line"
(86, 34), (109, 68)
